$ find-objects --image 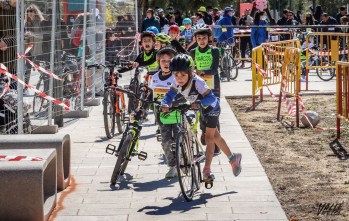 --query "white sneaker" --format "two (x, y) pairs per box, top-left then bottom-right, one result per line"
(165, 166), (178, 178)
